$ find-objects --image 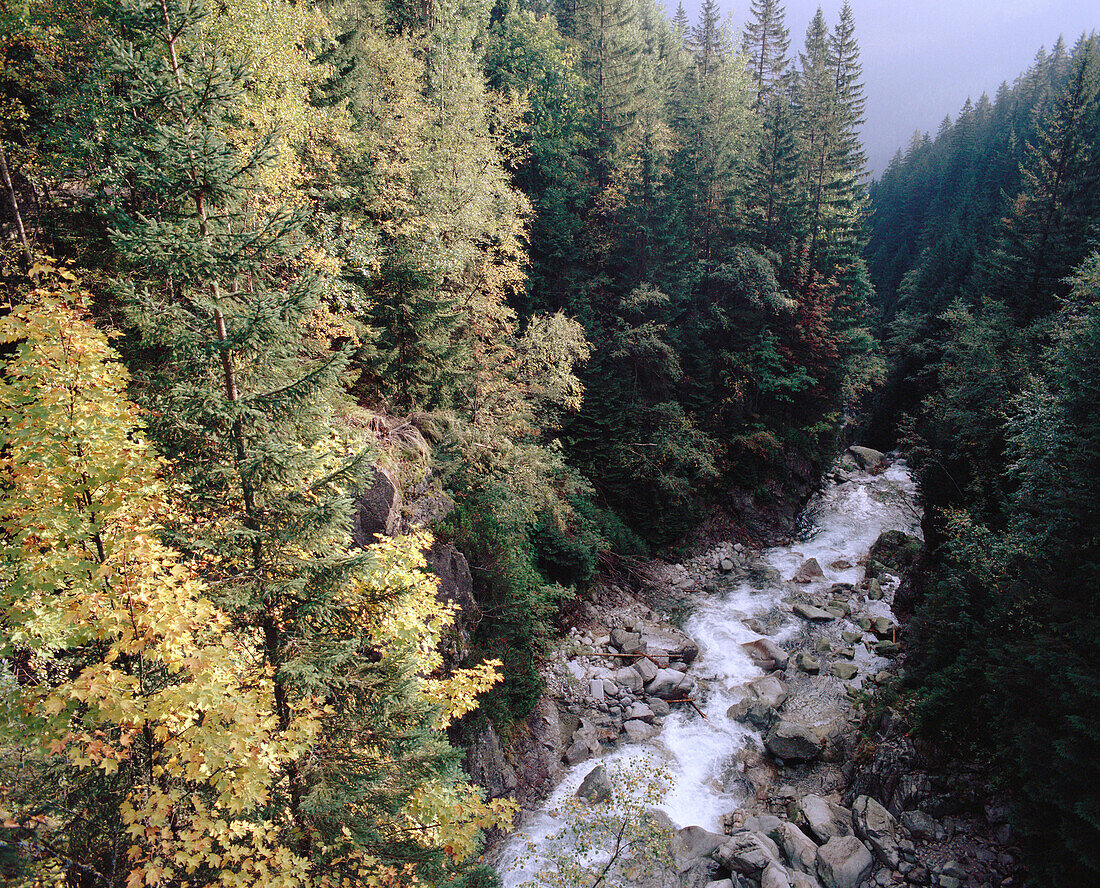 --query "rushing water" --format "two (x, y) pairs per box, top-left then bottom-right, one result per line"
(498, 458), (922, 888)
